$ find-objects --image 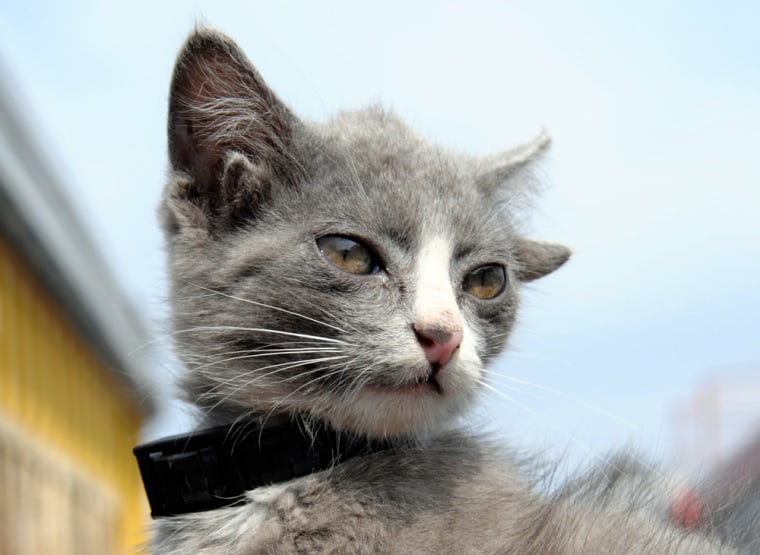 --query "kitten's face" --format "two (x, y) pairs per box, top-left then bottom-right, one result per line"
(162, 30), (569, 439)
